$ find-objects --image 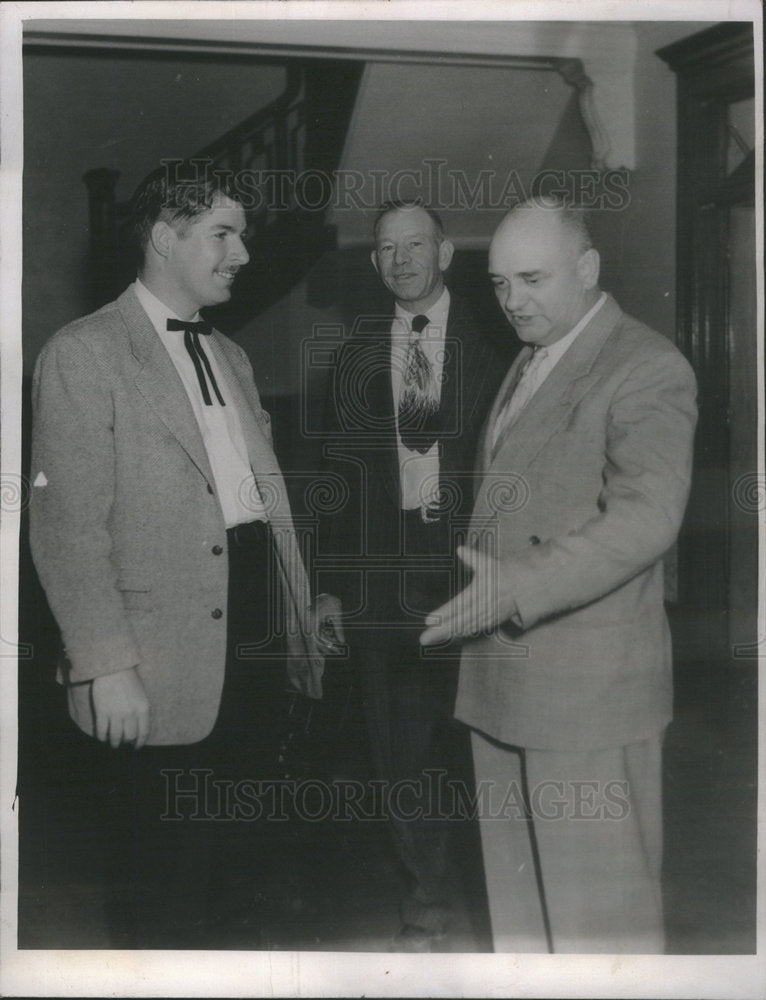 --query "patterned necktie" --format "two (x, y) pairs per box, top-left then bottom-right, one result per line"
(397, 314), (440, 454)
(166, 318), (226, 406)
(491, 346), (549, 452)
